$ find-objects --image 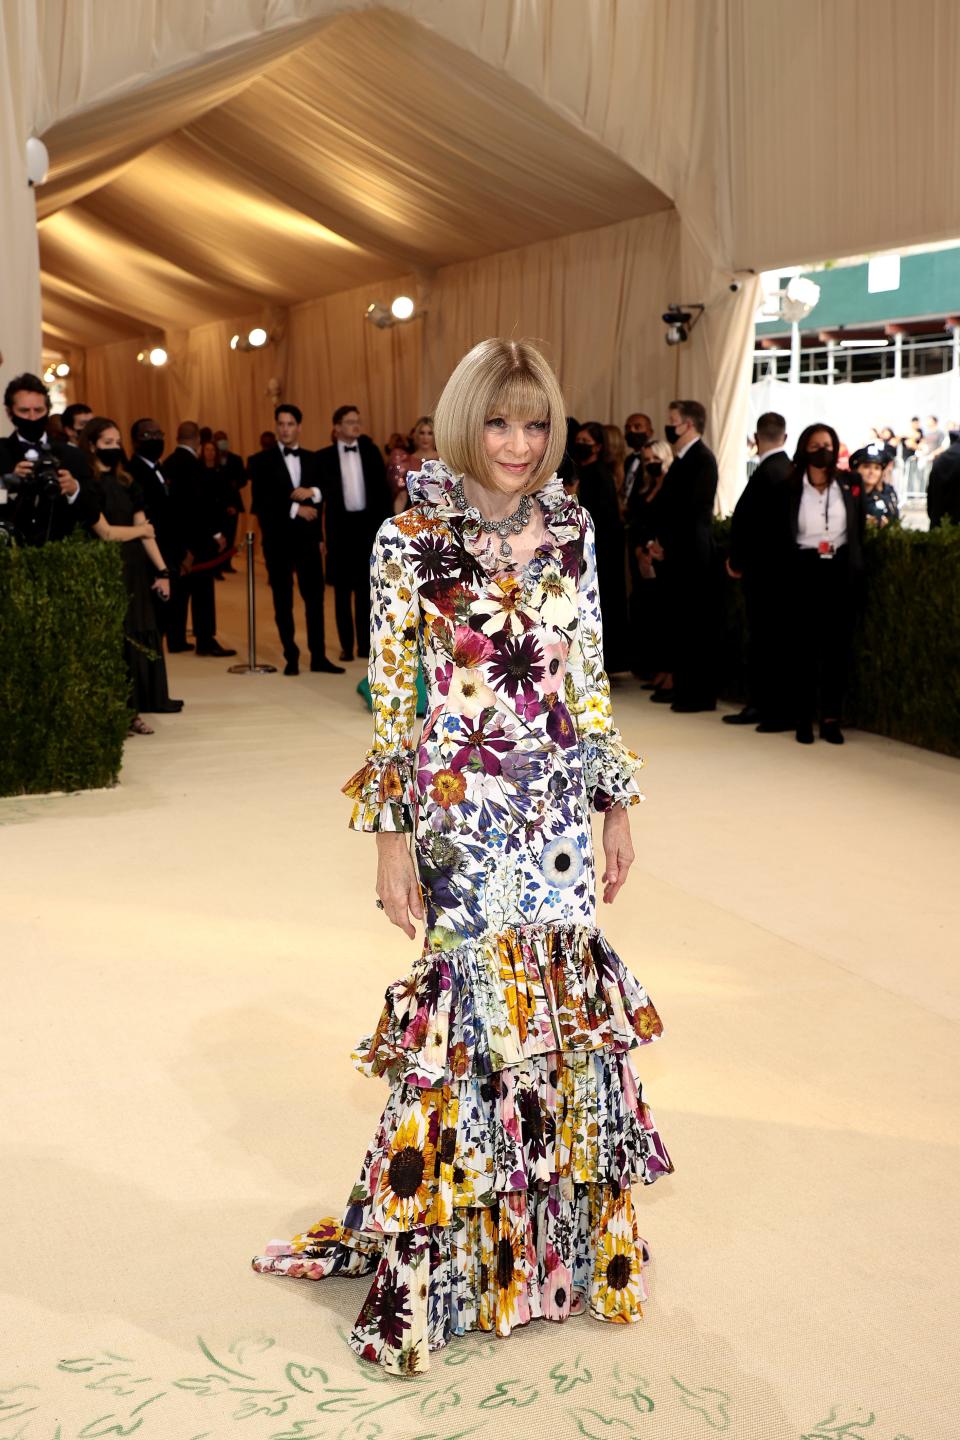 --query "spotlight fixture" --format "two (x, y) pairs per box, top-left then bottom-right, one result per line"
(137, 346), (168, 367)
(781, 276), (821, 324)
(229, 327), (271, 352)
(661, 303), (705, 346)
(364, 295), (424, 329)
(55, 361), (70, 378)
